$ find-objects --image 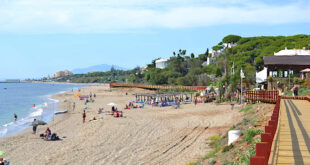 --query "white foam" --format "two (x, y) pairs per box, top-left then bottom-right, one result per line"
(0, 127), (7, 137)
(29, 108), (43, 117)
